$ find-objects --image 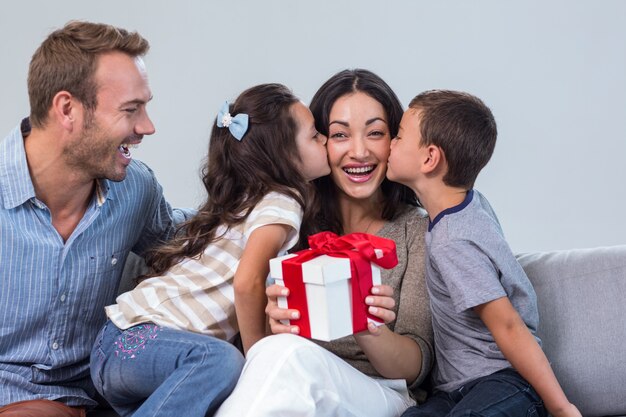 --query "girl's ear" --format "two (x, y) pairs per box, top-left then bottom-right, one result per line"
(421, 144), (444, 174)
